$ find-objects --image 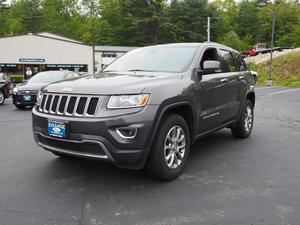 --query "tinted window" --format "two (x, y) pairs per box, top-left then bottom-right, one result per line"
(233, 52), (248, 71)
(104, 45), (198, 73)
(219, 49), (237, 72)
